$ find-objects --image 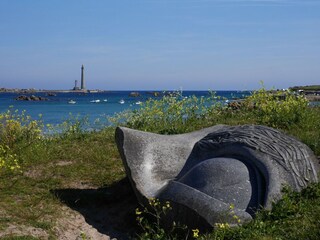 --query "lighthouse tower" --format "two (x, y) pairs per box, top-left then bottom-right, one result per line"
(80, 65), (86, 90)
